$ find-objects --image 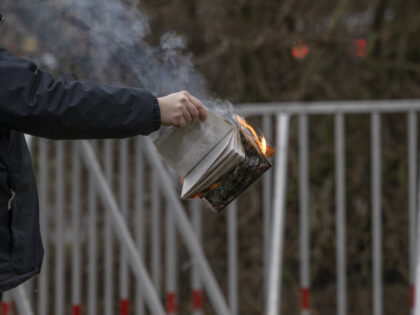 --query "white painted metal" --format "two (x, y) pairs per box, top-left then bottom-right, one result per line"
(104, 139), (114, 315)
(263, 115), (273, 294)
(151, 168), (162, 294)
(38, 138), (48, 315)
(79, 140), (166, 315)
(299, 115), (310, 315)
(227, 200), (238, 315)
(23, 135), (34, 306)
(88, 141), (98, 315)
(413, 144), (420, 315)
(135, 137), (146, 315)
(239, 100), (420, 116)
(12, 286), (34, 315)
(409, 113), (417, 313)
(55, 141), (65, 315)
(119, 139), (129, 300)
(335, 114), (347, 315)
(143, 138), (233, 315)
(371, 113), (383, 315)
(191, 199), (204, 315)
(166, 198), (178, 314)
(72, 141), (82, 310)
(267, 114), (290, 315)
